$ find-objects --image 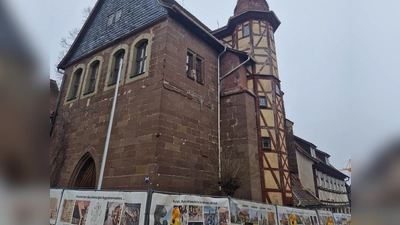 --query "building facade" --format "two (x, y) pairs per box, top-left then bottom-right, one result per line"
(286, 120), (351, 213)
(52, 0), (292, 205)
